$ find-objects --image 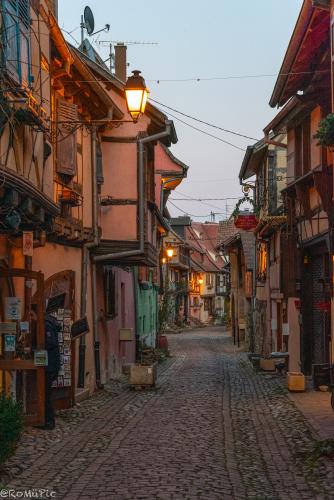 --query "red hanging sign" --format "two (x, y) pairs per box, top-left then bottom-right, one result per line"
(234, 214), (258, 231)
